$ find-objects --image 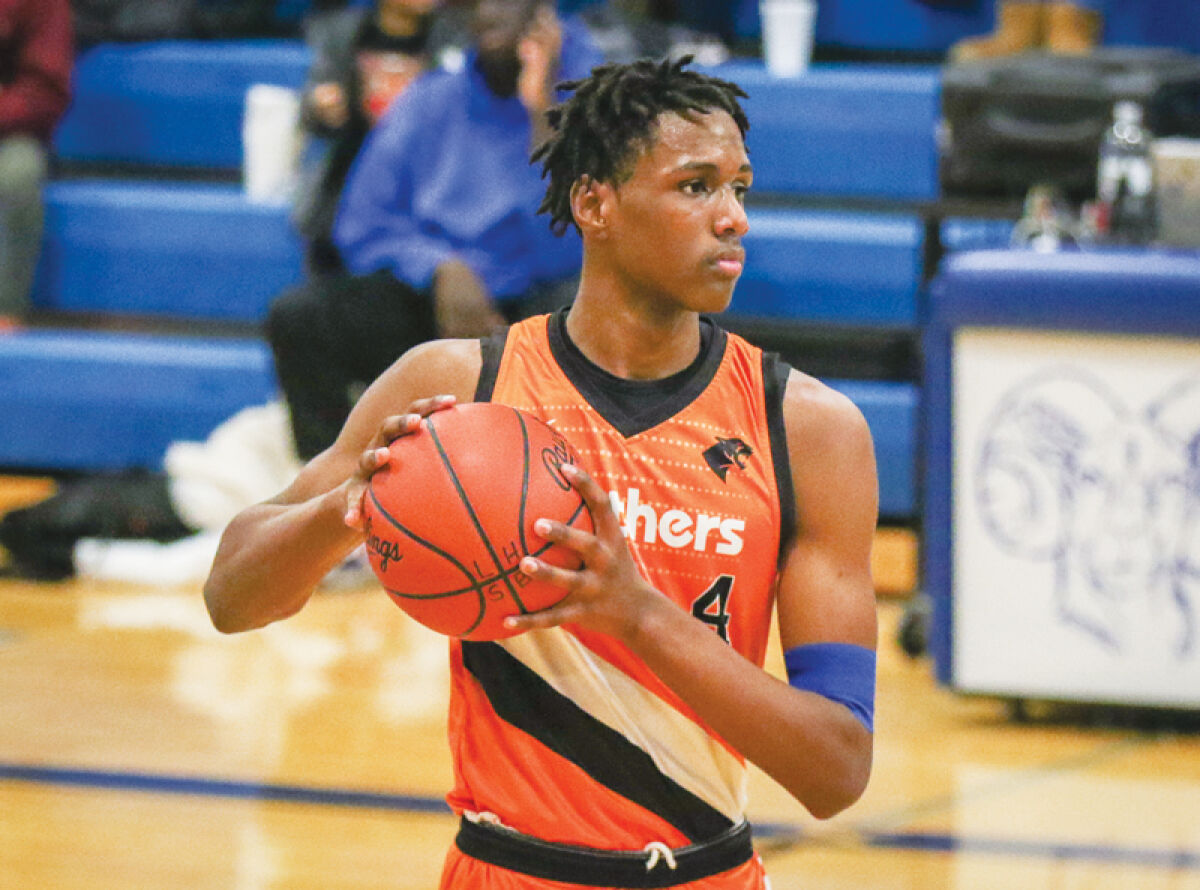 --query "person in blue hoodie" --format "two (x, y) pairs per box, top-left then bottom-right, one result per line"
(267, 0), (601, 460)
